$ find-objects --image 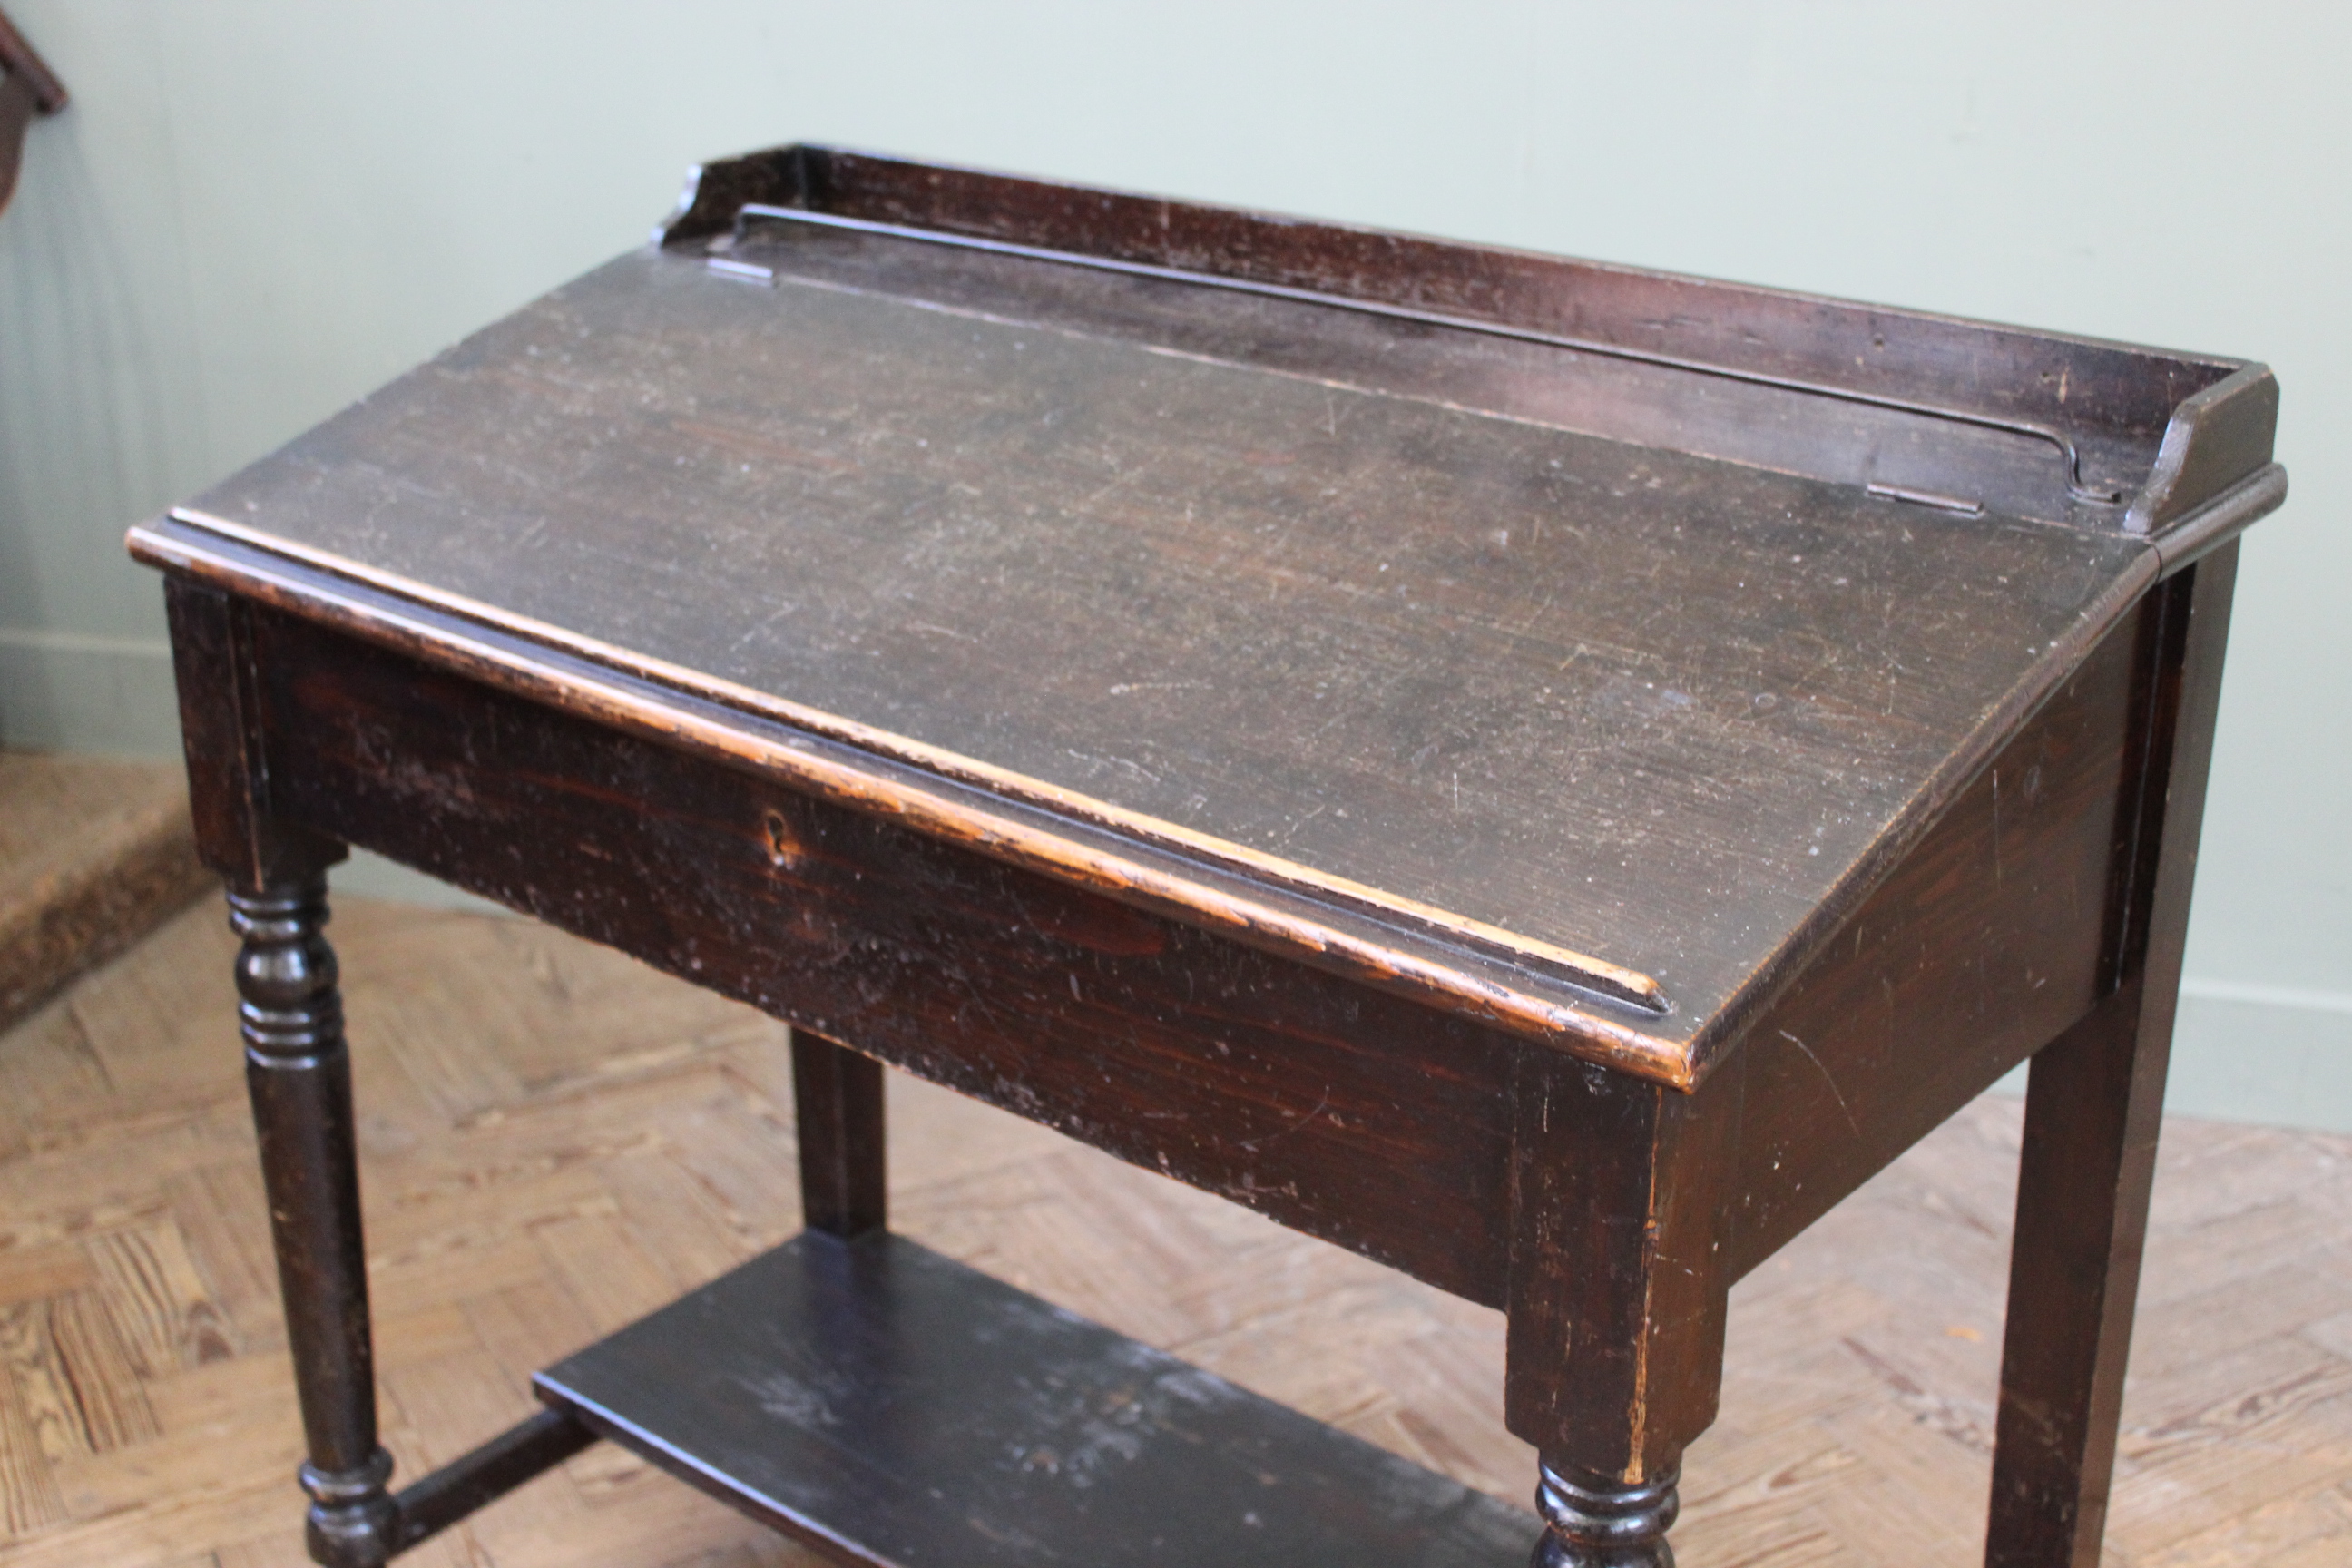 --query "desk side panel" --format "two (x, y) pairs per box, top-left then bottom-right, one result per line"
(242, 604), (1516, 1306)
(1725, 594), (2150, 1279)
